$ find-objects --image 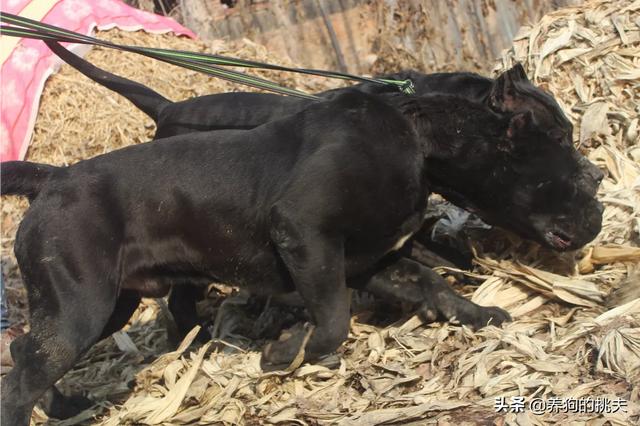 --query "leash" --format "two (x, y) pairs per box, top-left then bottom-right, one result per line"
(0, 13), (319, 100)
(0, 12), (415, 99)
